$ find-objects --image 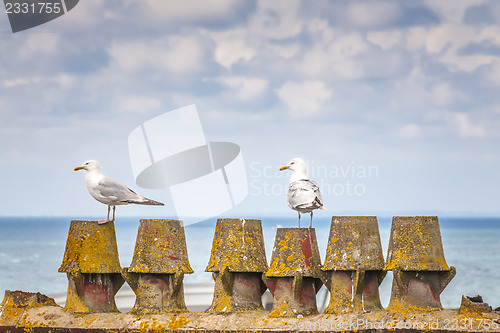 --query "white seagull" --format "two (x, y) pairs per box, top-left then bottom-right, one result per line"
(279, 158), (325, 228)
(74, 160), (164, 224)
